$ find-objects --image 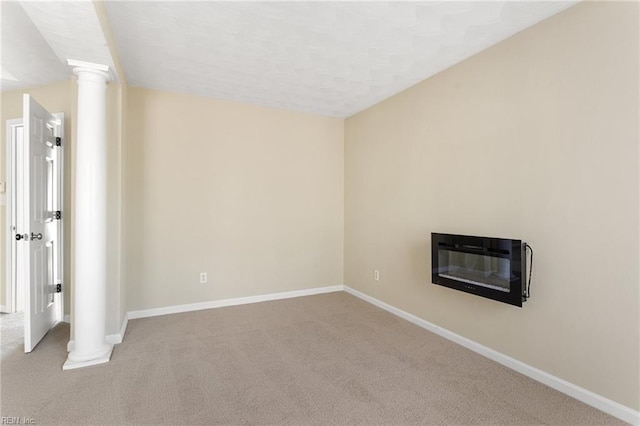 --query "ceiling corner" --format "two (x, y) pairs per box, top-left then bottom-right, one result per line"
(19, 0), (120, 83)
